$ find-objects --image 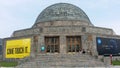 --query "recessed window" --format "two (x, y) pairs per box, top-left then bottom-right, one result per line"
(82, 27), (86, 32)
(66, 36), (82, 52)
(45, 36), (59, 53)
